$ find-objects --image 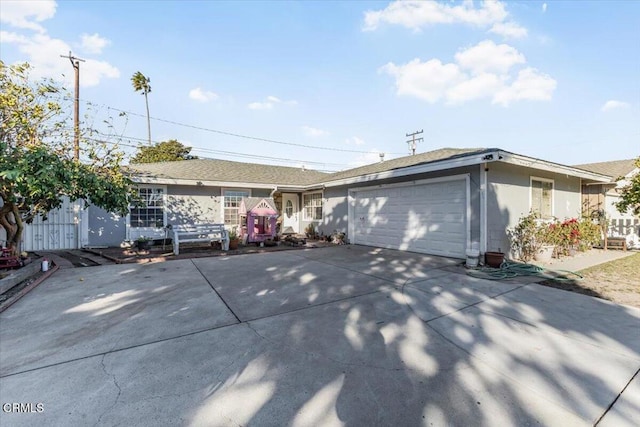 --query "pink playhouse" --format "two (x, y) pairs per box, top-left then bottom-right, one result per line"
(239, 197), (279, 244)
